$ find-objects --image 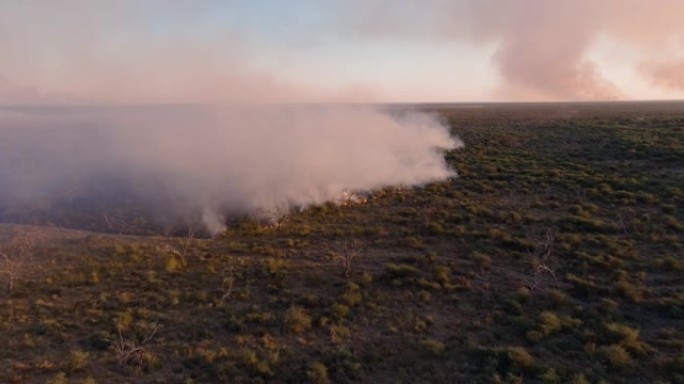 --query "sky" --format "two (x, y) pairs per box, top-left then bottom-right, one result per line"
(1, 0), (683, 104)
